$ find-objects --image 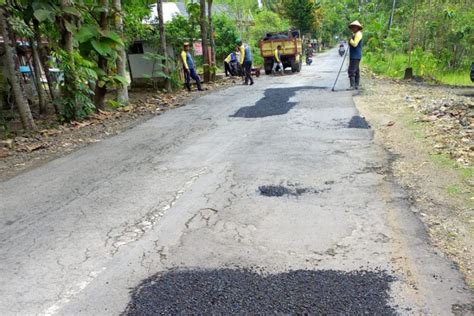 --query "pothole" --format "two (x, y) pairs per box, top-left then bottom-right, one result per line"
(348, 116), (370, 129)
(258, 184), (324, 197)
